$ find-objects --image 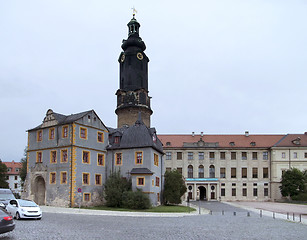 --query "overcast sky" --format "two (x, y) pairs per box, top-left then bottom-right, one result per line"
(1, 0), (306, 162)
